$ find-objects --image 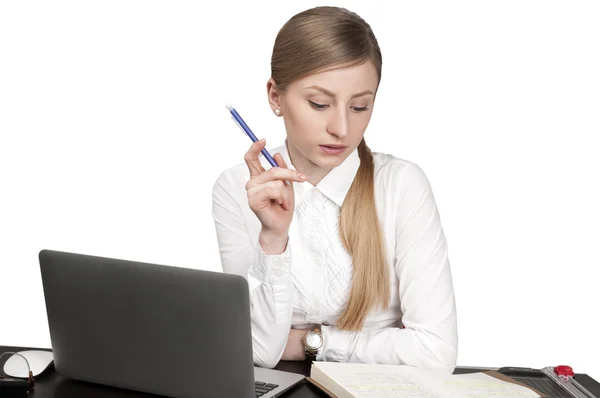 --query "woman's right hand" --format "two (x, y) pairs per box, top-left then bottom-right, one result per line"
(244, 139), (306, 252)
